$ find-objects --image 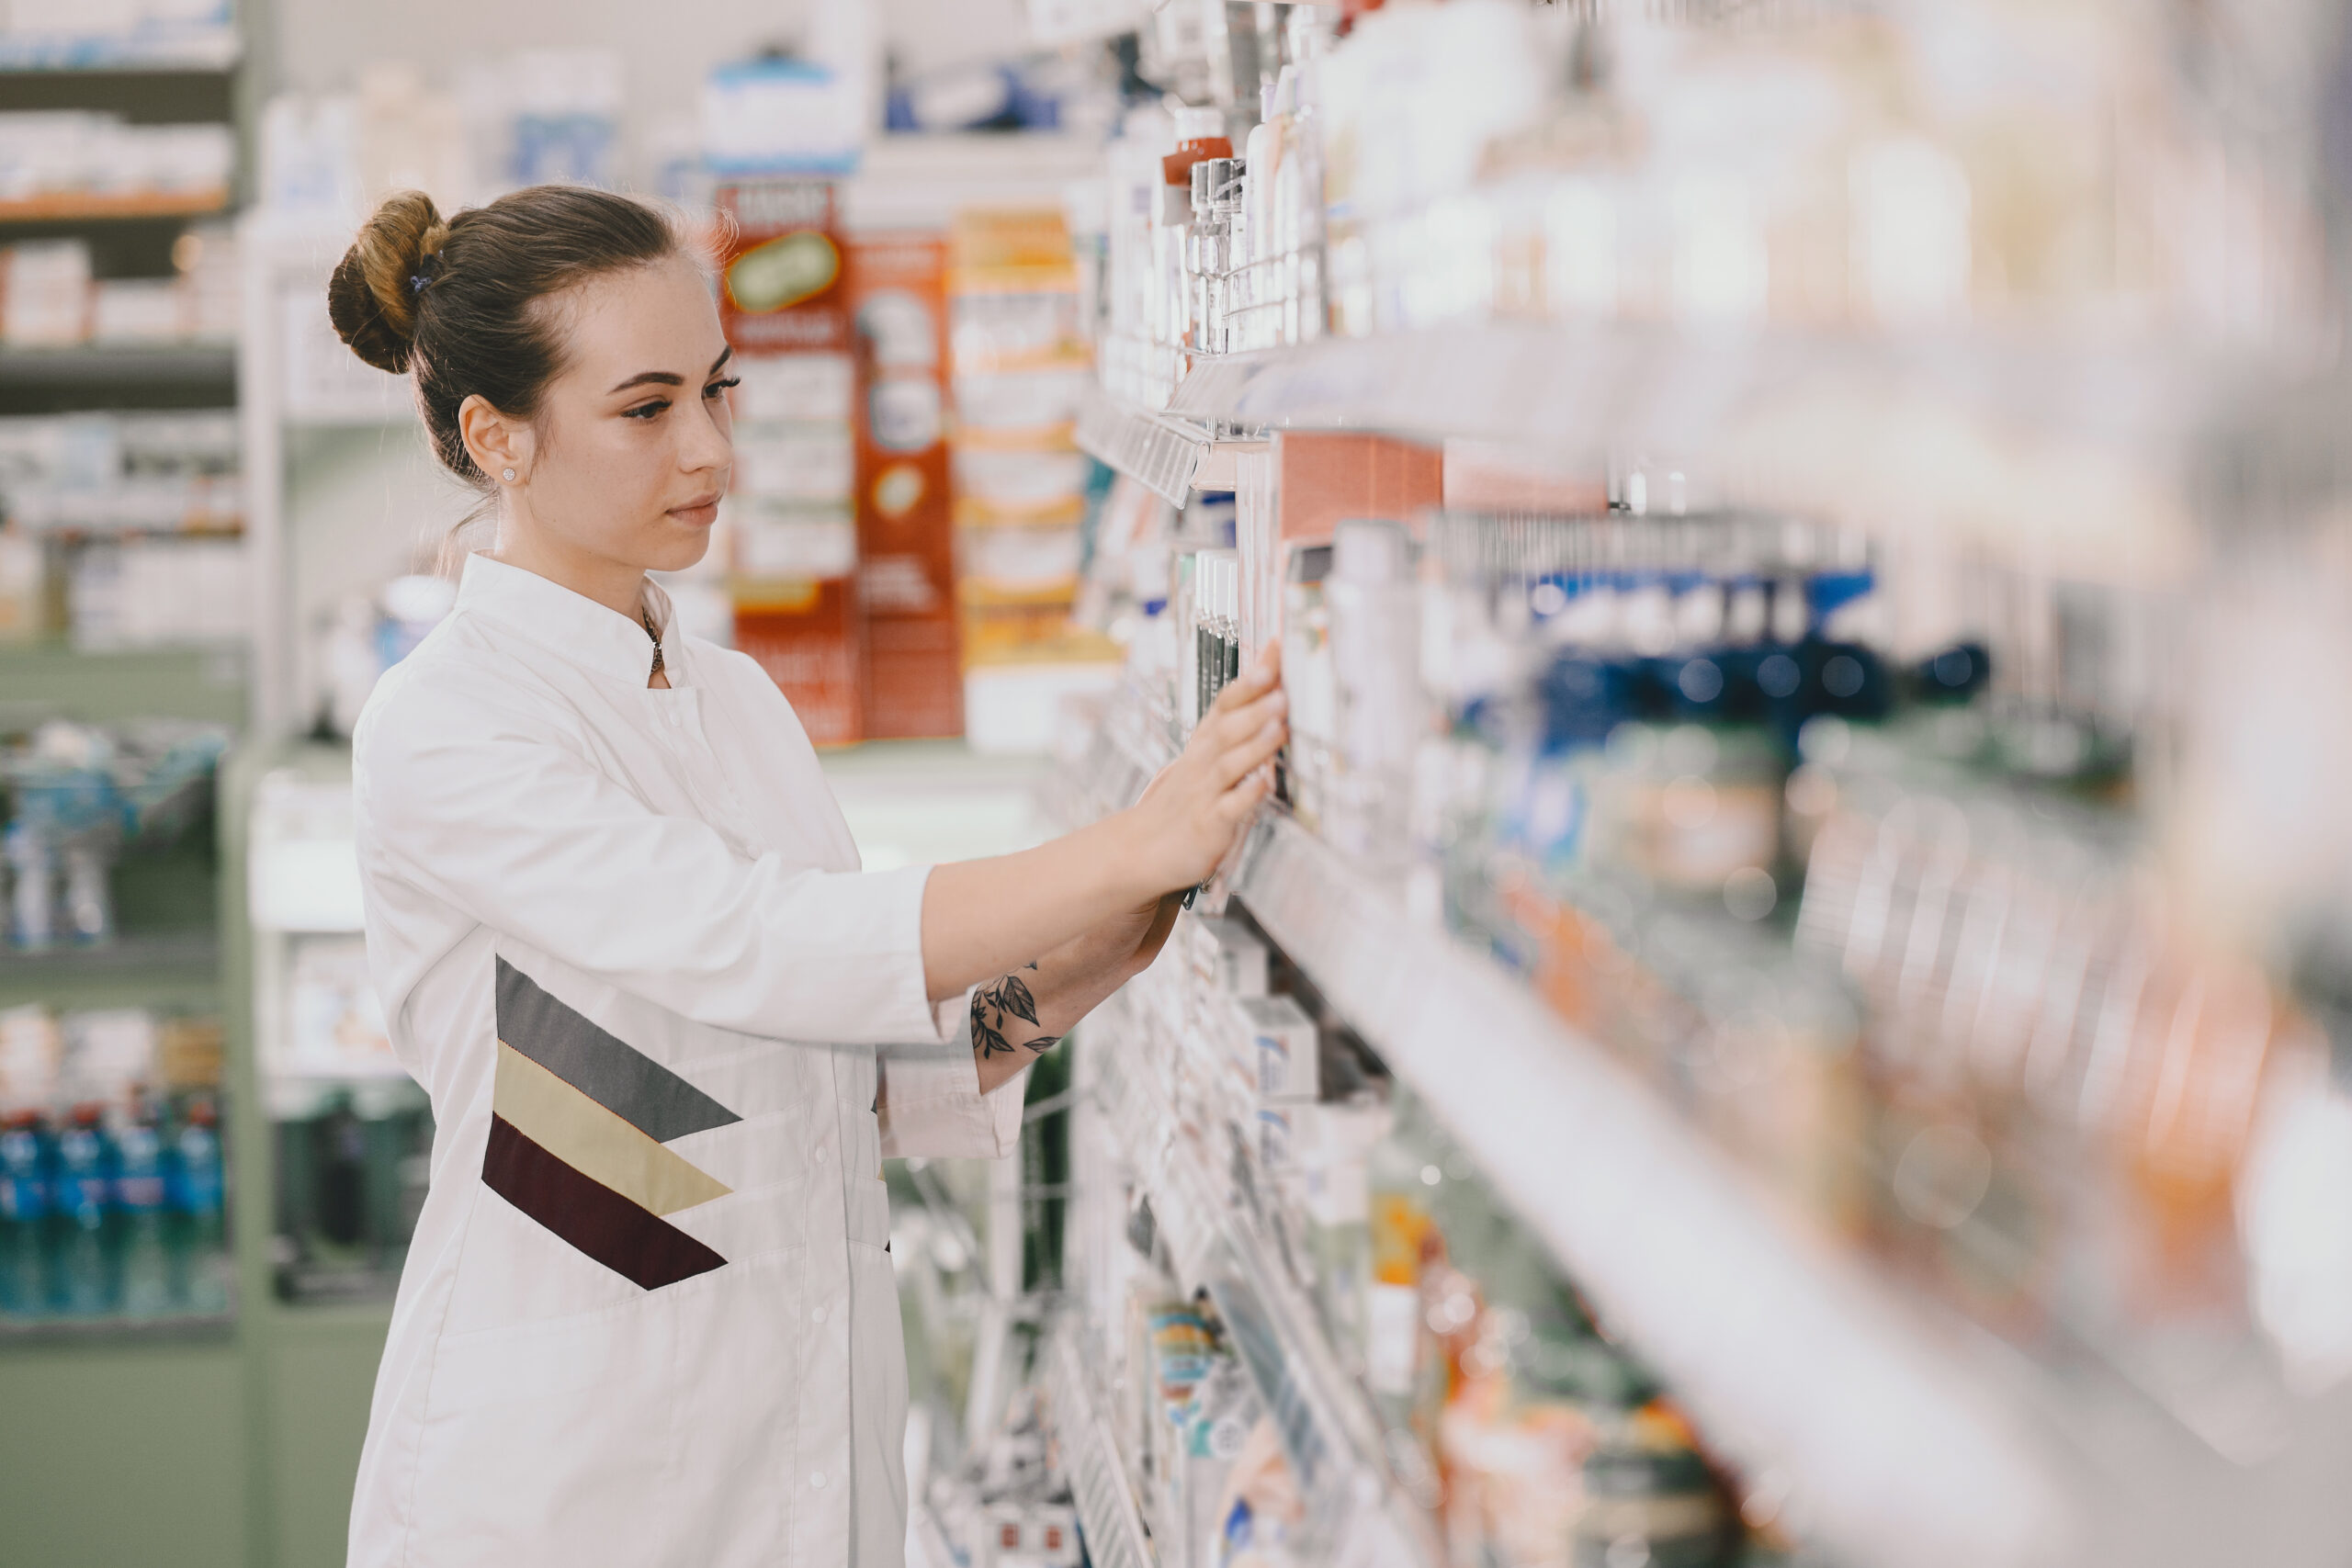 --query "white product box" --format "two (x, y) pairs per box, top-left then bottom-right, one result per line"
(1187, 913), (1268, 998)
(91, 277), (184, 344)
(1241, 994), (1317, 1102)
(732, 423), (854, 501)
(730, 352), (853, 423)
